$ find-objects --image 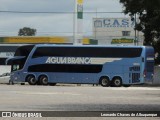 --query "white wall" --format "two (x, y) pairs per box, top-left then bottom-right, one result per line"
(93, 18), (144, 45)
